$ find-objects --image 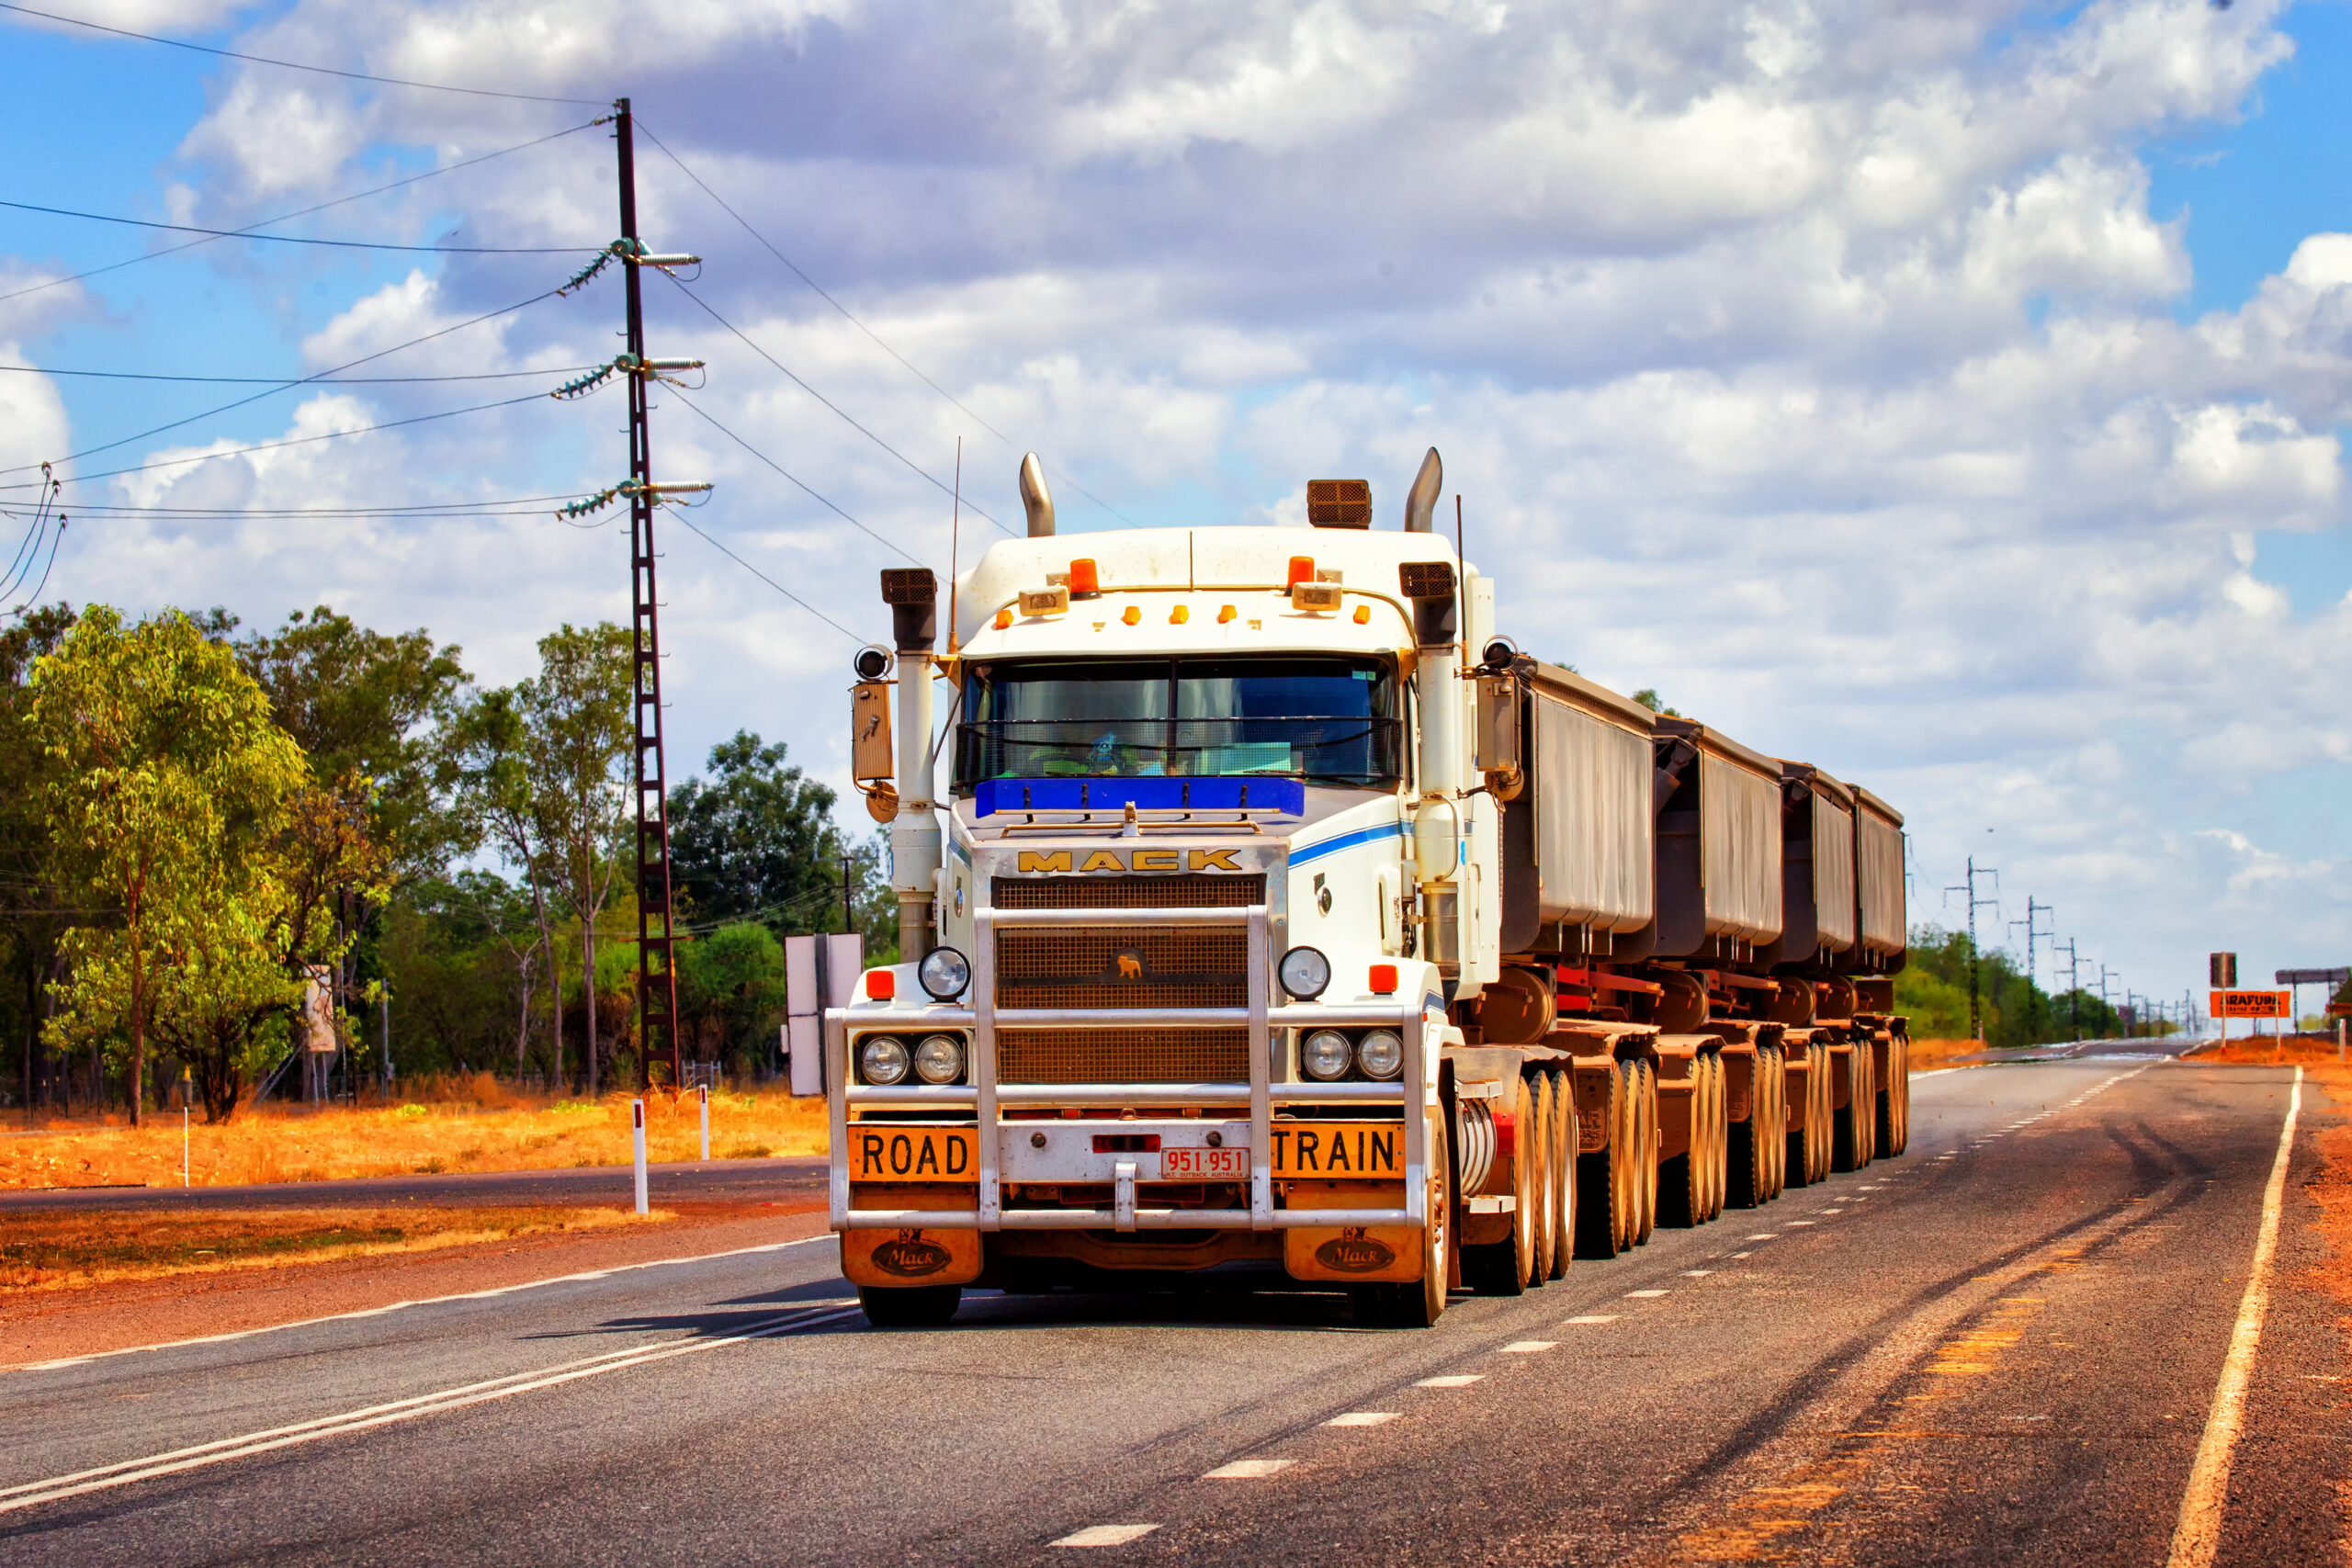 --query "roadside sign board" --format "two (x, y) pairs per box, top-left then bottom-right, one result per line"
(2210, 953), (2238, 988)
(2211, 989), (2290, 1019)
